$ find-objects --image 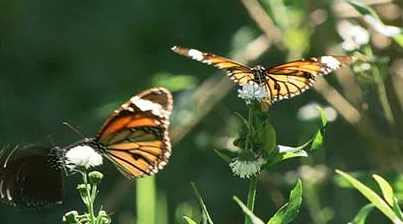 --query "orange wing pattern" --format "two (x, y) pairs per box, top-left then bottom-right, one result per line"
(172, 46), (354, 104)
(95, 88), (173, 178)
